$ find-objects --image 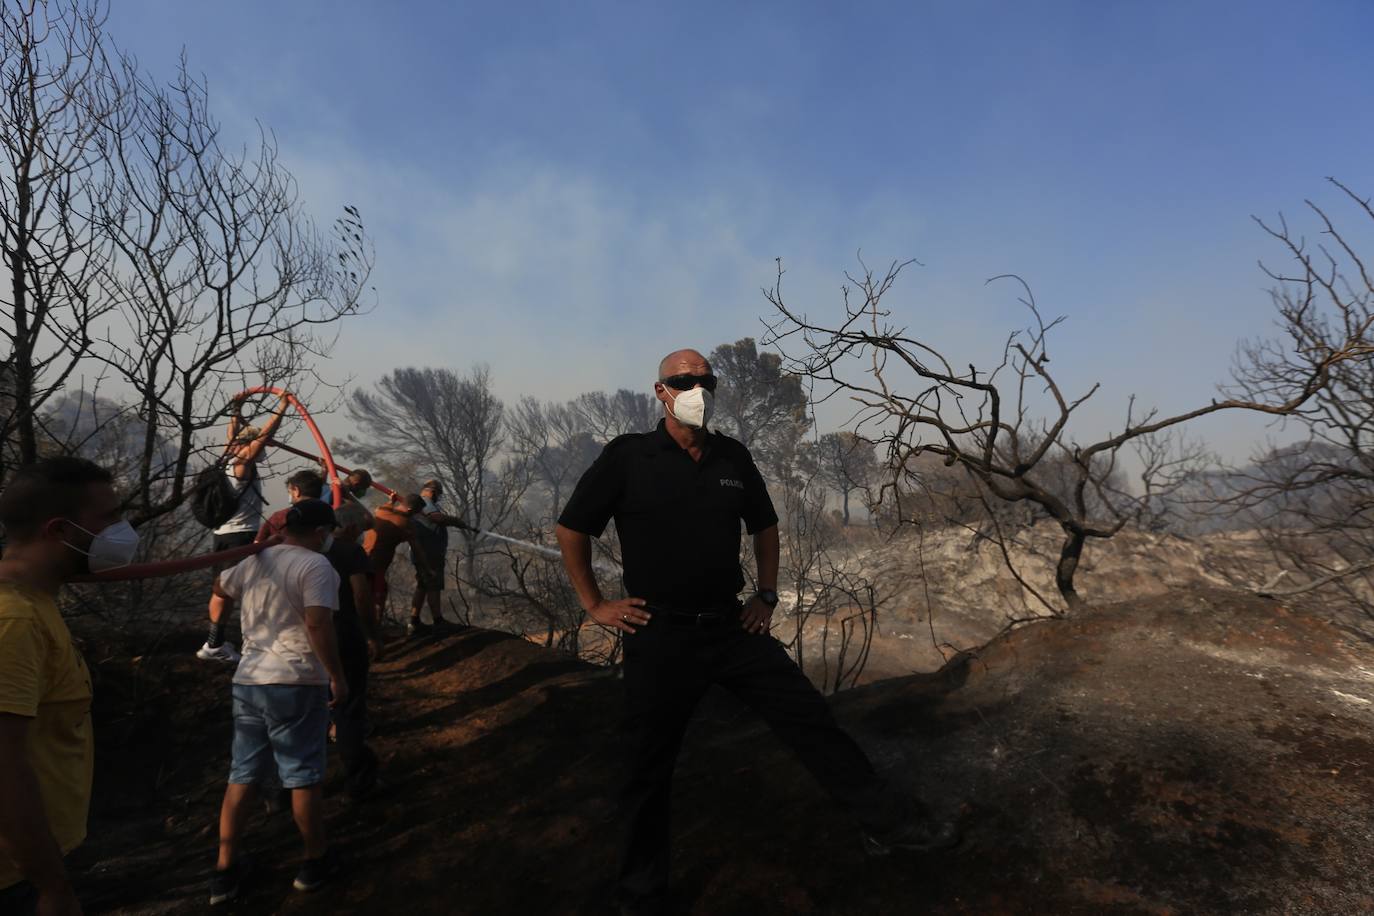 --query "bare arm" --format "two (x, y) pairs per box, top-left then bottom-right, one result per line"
(350, 572), (376, 638)
(207, 577), (235, 627)
(753, 524), (780, 591)
(303, 606), (347, 708)
(238, 394), (290, 465)
(0, 715), (80, 911)
(351, 571), (382, 659)
(425, 510), (472, 531)
(554, 524), (649, 634)
(740, 524), (780, 633)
